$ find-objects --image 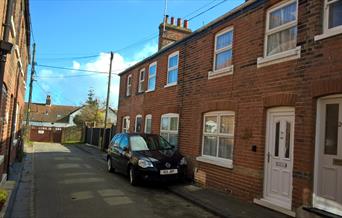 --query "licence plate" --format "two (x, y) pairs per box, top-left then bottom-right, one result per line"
(160, 169), (178, 175)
